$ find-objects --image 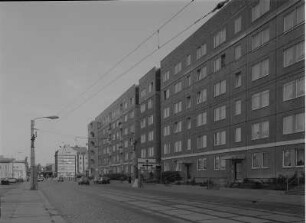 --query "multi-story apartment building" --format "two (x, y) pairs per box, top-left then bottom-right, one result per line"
(88, 121), (99, 176)
(138, 67), (161, 179)
(160, 0), (304, 185)
(55, 145), (77, 178)
(72, 146), (88, 175)
(95, 85), (139, 177)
